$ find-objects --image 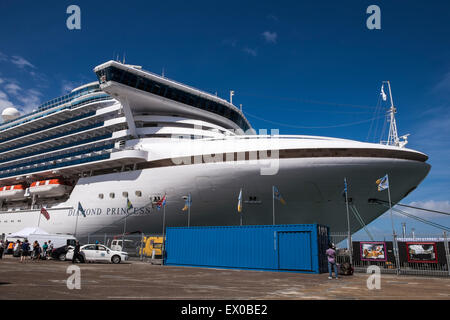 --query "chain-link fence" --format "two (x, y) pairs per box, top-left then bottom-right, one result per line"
(330, 231), (450, 277)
